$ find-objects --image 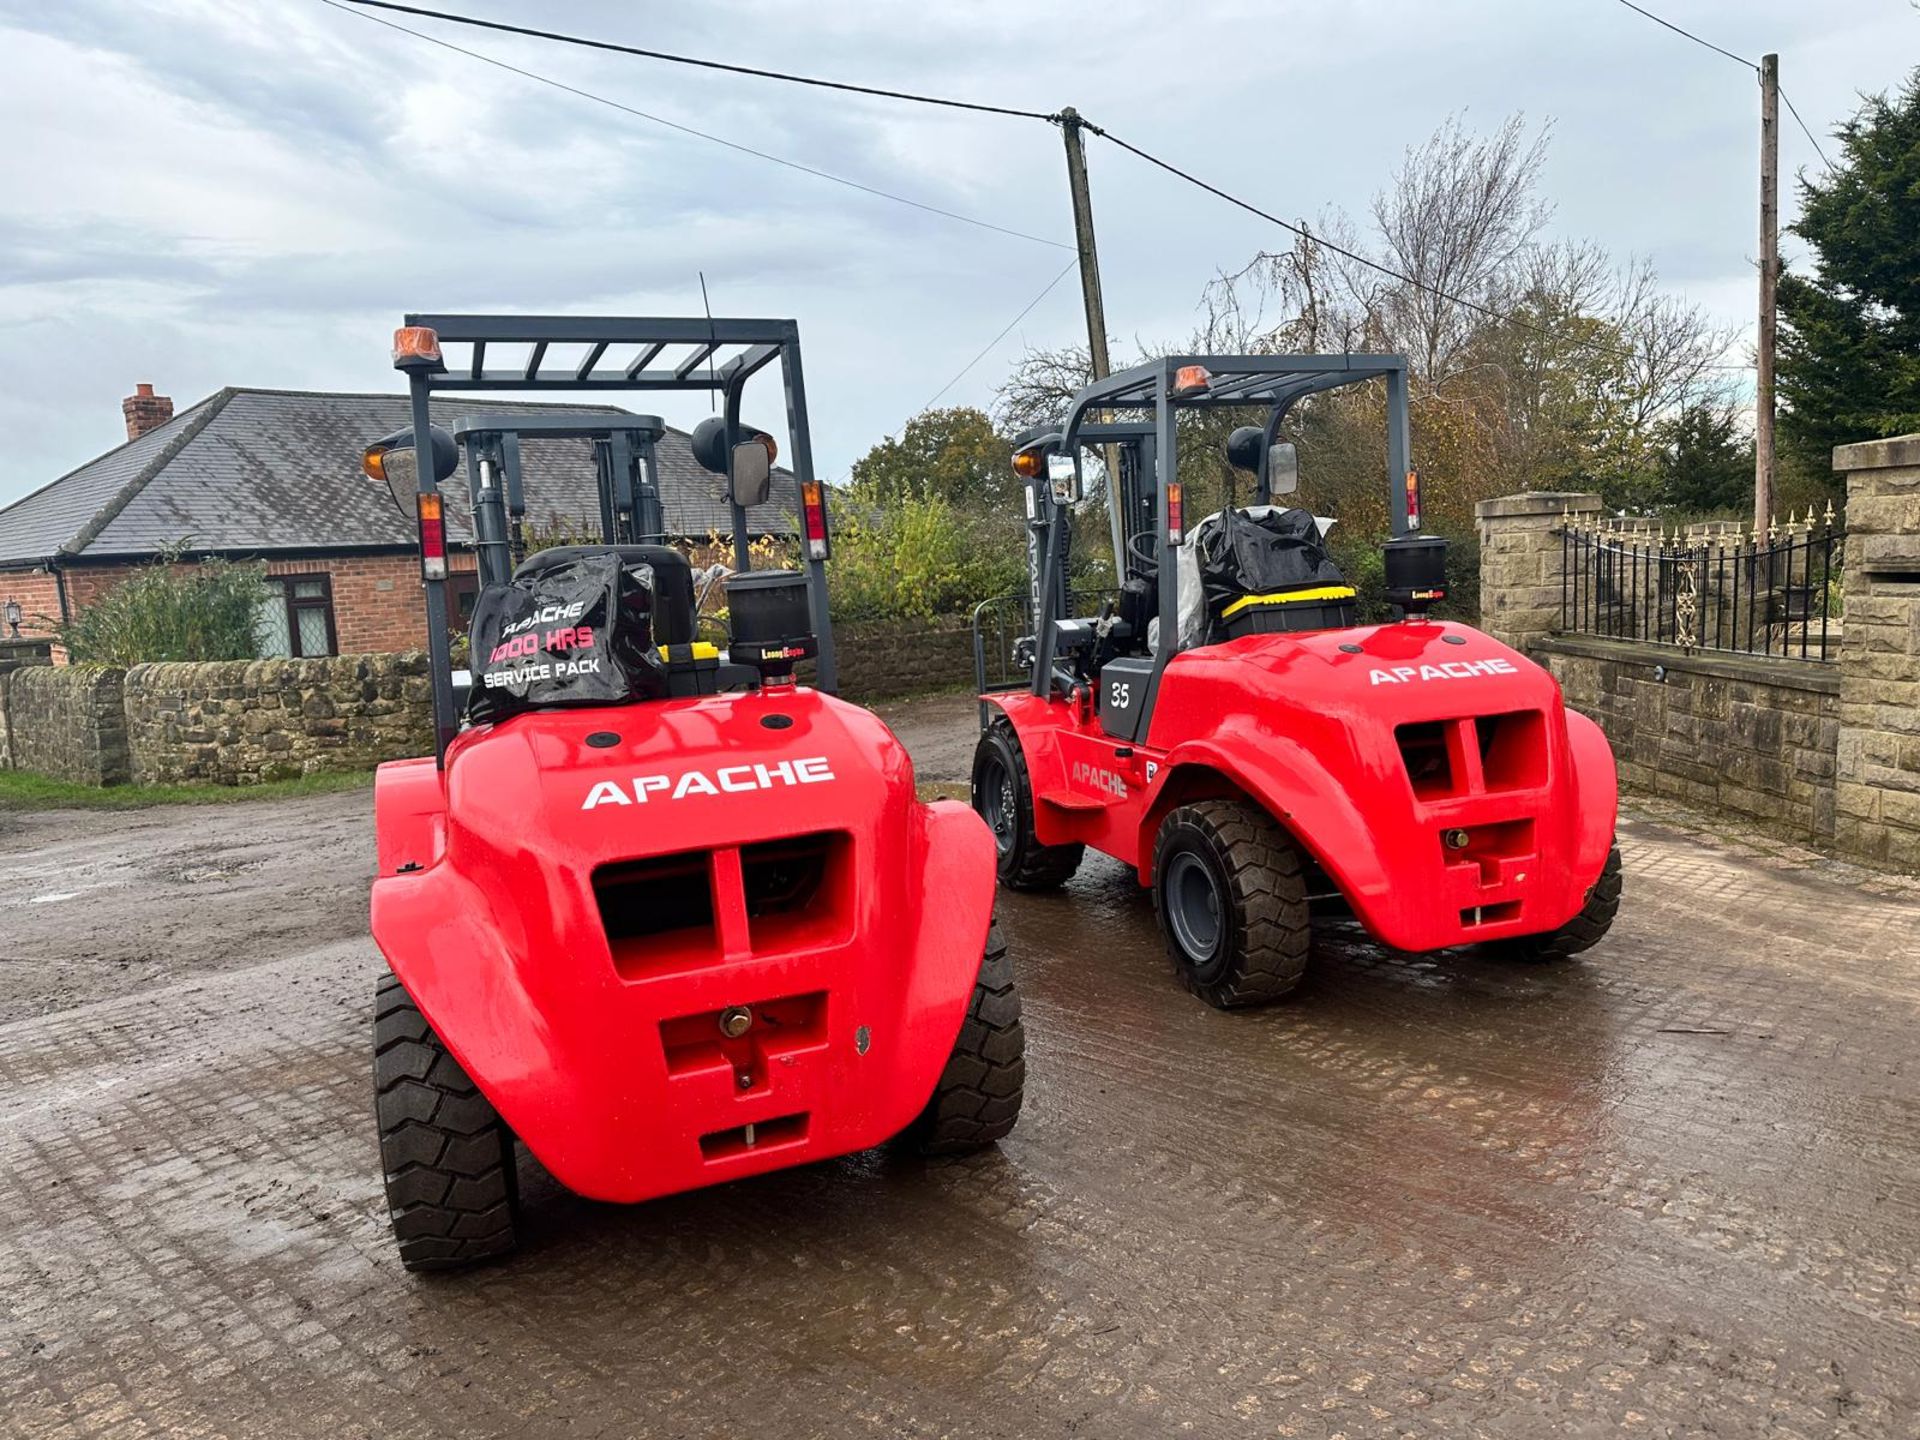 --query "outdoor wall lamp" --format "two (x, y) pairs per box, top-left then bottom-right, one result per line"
(3, 597), (21, 637)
